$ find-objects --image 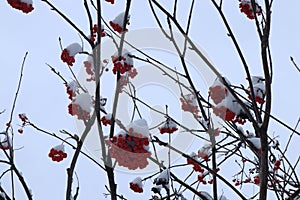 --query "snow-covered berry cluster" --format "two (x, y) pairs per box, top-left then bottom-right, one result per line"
(60, 43), (82, 66)
(105, 119), (151, 170)
(111, 50), (134, 75)
(101, 113), (112, 126)
(129, 177), (143, 193)
(180, 94), (199, 116)
(239, 0), (262, 20)
(187, 152), (205, 172)
(158, 118), (178, 134)
(65, 80), (79, 100)
(68, 93), (92, 120)
(7, 0), (34, 14)
(48, 144), (67, 162)
(210, 78), (246, 124)
(109, 12), (130, 34)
